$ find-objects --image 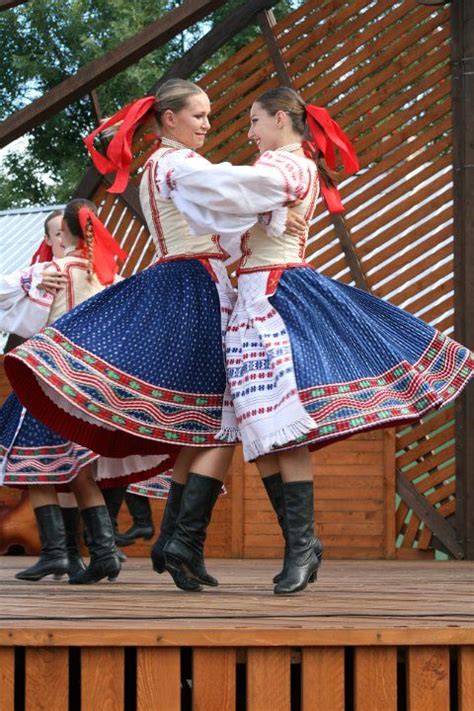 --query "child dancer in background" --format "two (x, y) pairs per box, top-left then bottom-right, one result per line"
(0, 199), (170, 584)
